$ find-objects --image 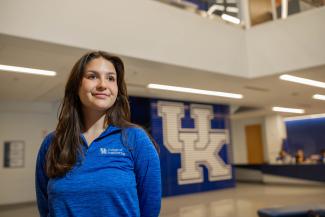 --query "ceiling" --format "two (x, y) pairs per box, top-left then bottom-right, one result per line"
(0, 34), (324, 119)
